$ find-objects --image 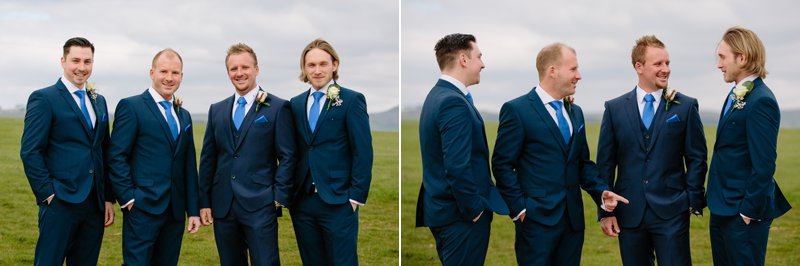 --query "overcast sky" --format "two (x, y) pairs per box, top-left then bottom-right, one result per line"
(1, 0), (398, 113)
(402, 0), (800, 114)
